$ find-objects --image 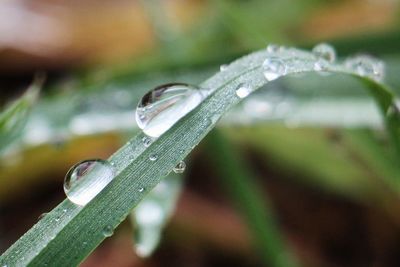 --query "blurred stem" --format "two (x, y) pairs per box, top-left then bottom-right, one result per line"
(206, 129), (299, 267)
